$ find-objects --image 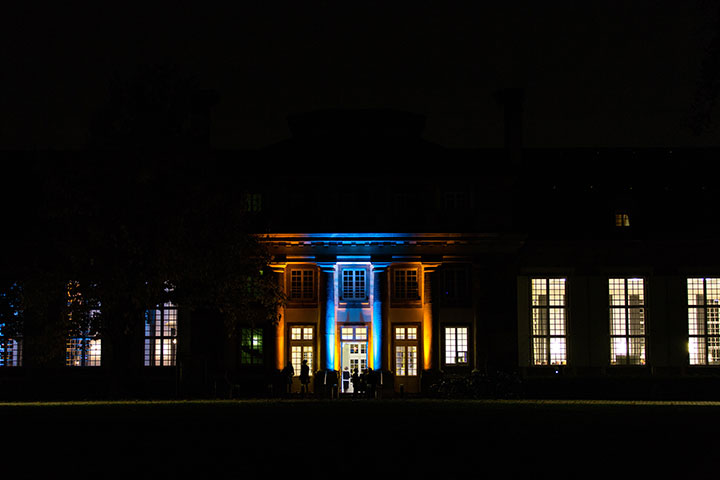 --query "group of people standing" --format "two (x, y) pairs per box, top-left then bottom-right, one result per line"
(281, 359), (311, 395)
(343, 366), (378, 397)
(281, 361), (382, 398)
